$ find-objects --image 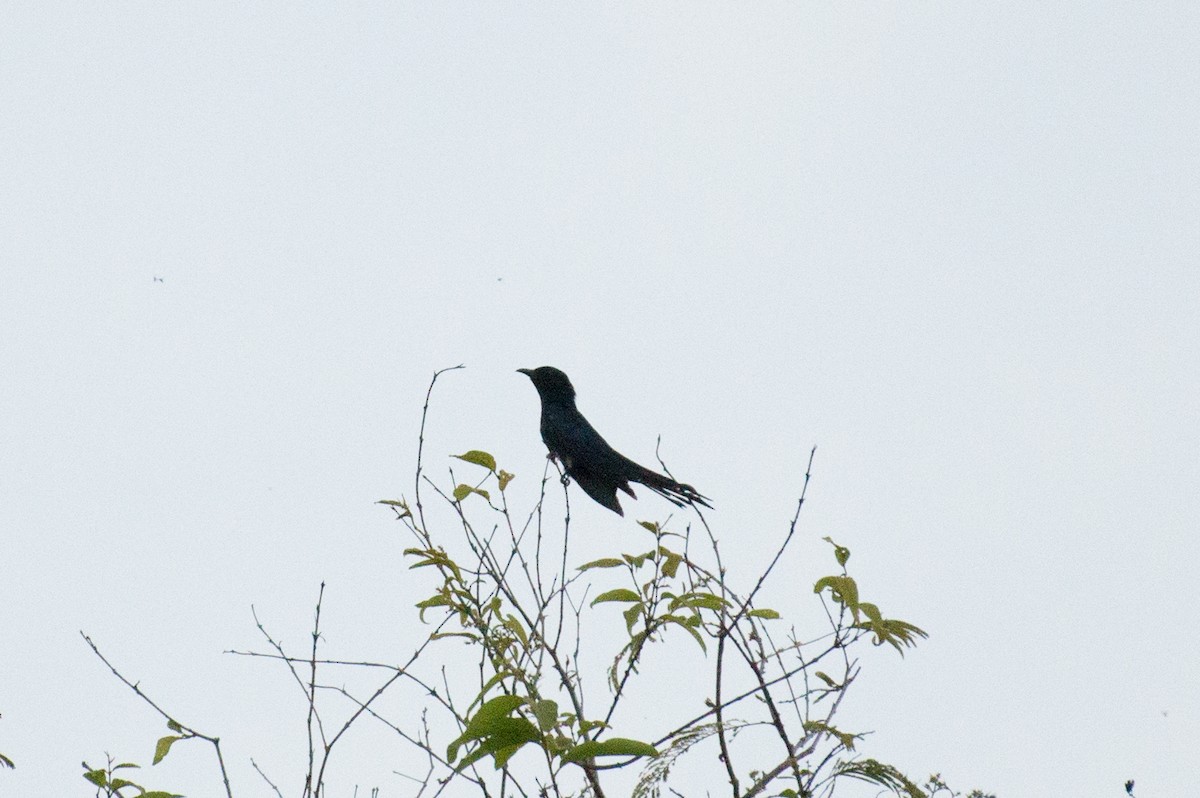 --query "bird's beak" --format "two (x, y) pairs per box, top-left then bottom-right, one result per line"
(517, 368), (532, 377)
